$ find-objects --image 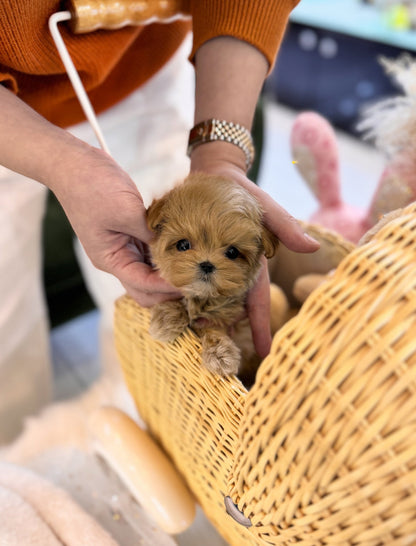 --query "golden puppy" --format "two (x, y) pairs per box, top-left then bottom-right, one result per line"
(146, 172), (278, 377)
